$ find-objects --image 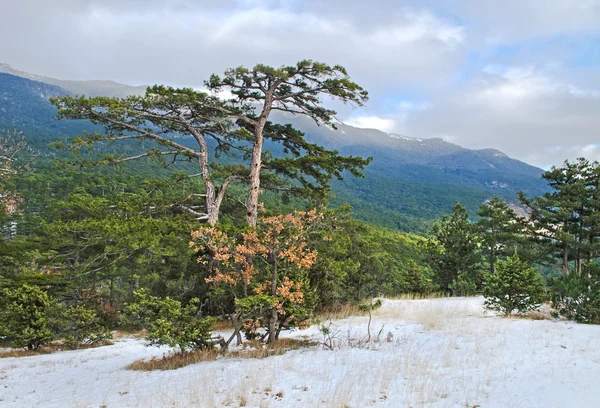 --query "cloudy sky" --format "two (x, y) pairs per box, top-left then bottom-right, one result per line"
(1, 0), (599, 168)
